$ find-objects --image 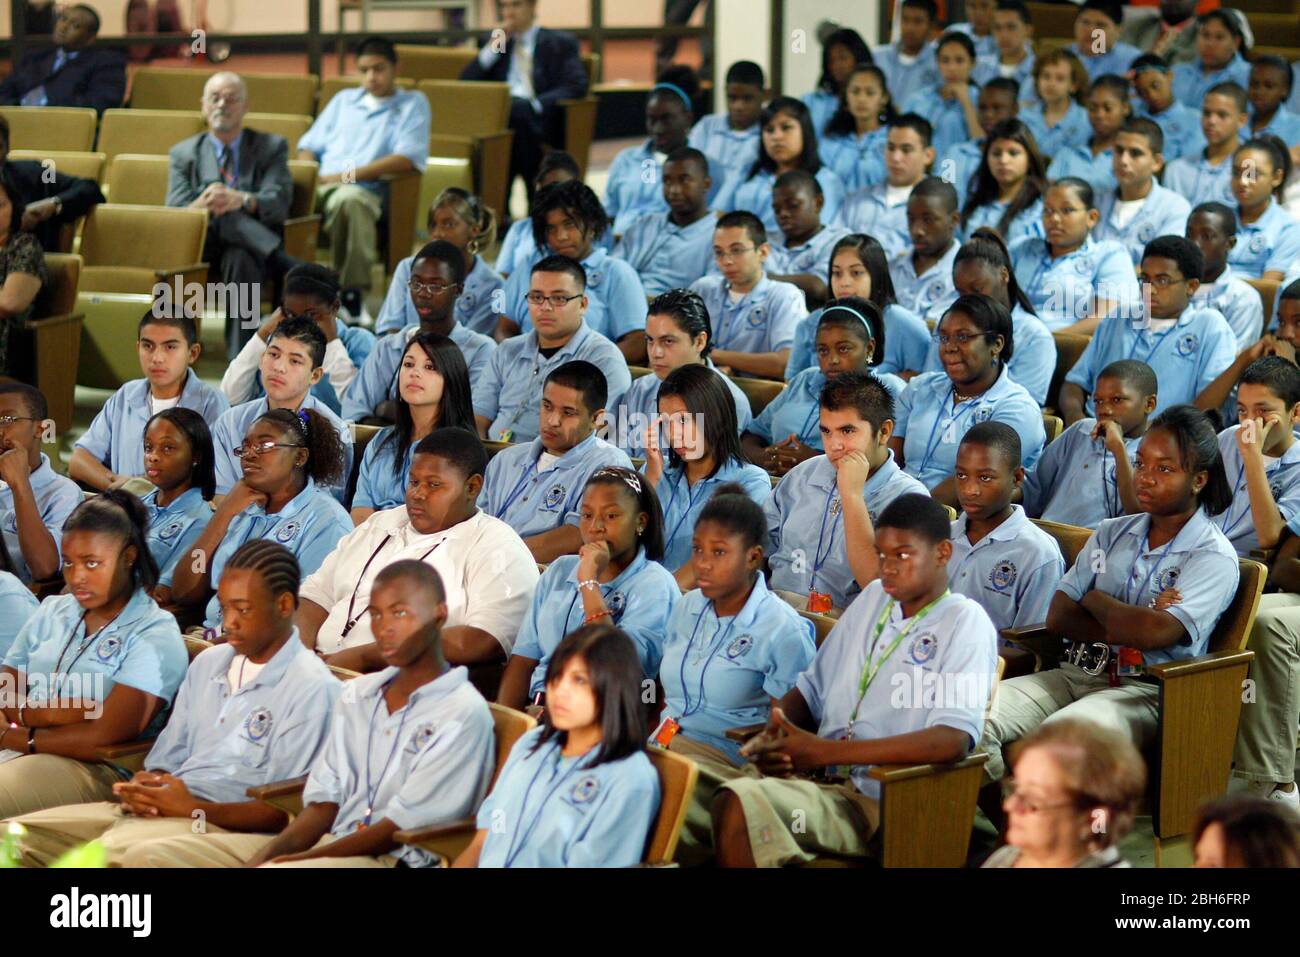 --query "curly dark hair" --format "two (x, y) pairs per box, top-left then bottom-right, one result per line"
(530, 179), (610, 251)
